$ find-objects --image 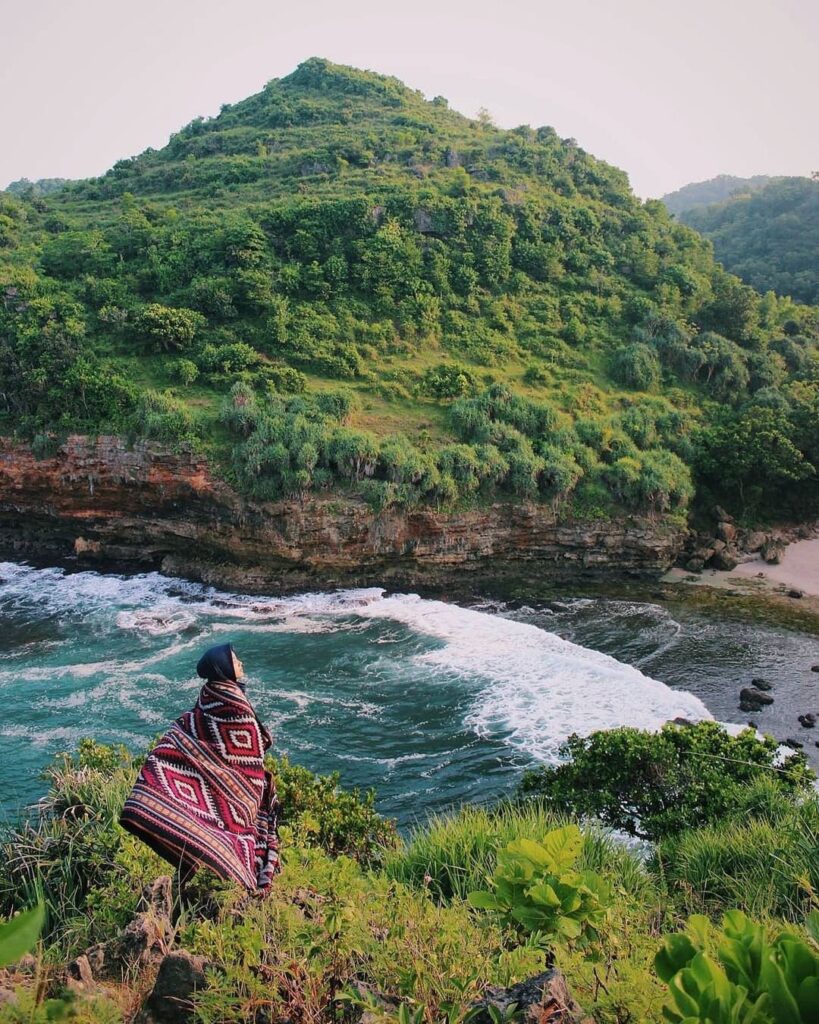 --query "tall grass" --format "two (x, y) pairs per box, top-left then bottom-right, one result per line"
(657, 797), (819, 921)
(385, 800), (653, 903)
